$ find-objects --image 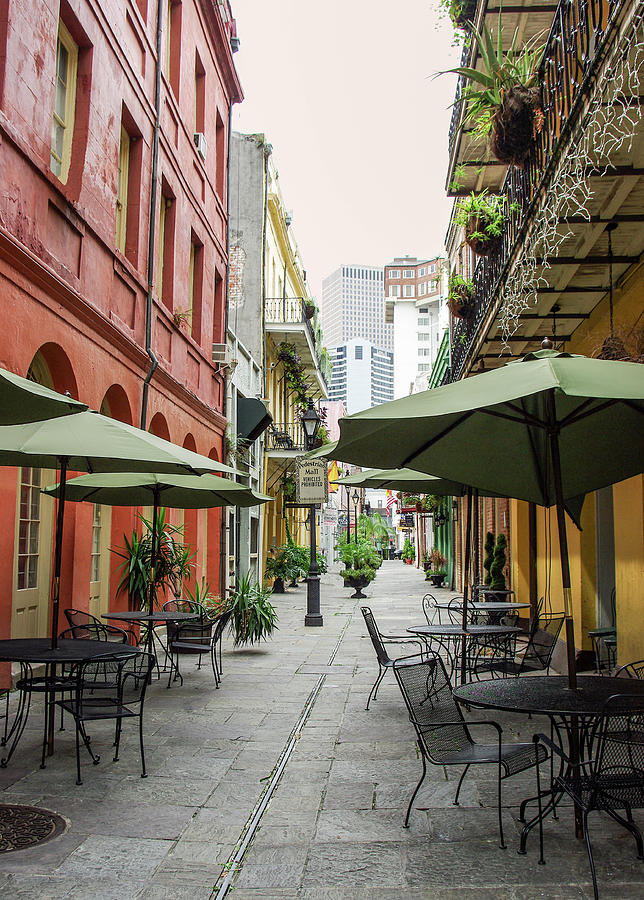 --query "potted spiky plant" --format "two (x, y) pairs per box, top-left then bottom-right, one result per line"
(444, 15), (544, 168)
